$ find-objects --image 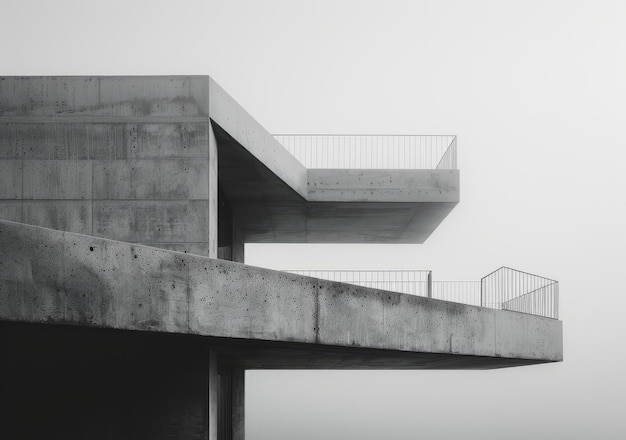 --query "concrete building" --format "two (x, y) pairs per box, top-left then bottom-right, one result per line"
(0, 76), (562, 440)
